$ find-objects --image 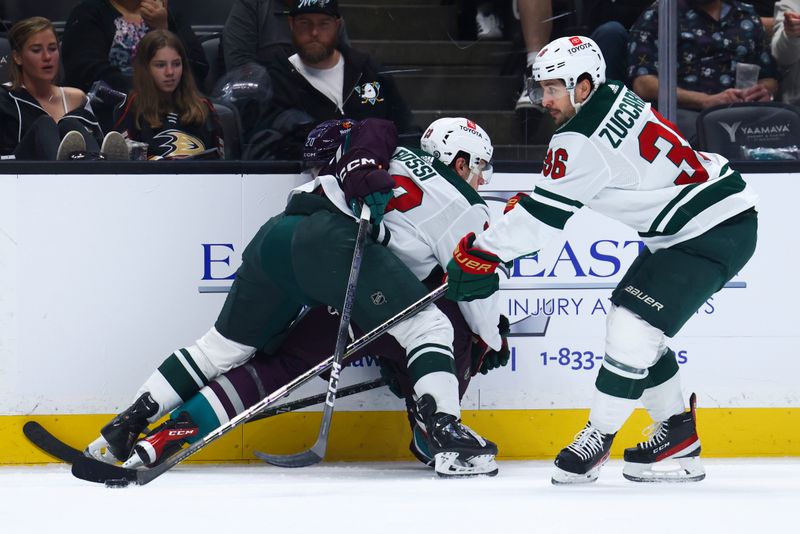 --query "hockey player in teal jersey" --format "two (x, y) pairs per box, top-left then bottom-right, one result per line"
(446, 36), (758, 484)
